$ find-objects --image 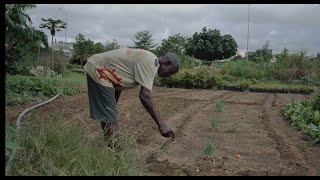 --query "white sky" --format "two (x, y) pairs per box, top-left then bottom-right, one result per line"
(28, 4), (320, 55)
